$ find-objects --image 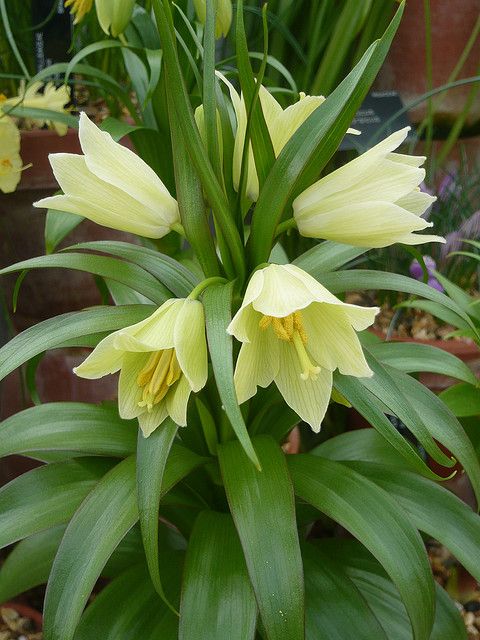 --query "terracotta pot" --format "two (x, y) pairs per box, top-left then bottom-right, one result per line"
(375, 0), (480, 129)
(1, 601), (43, 631)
